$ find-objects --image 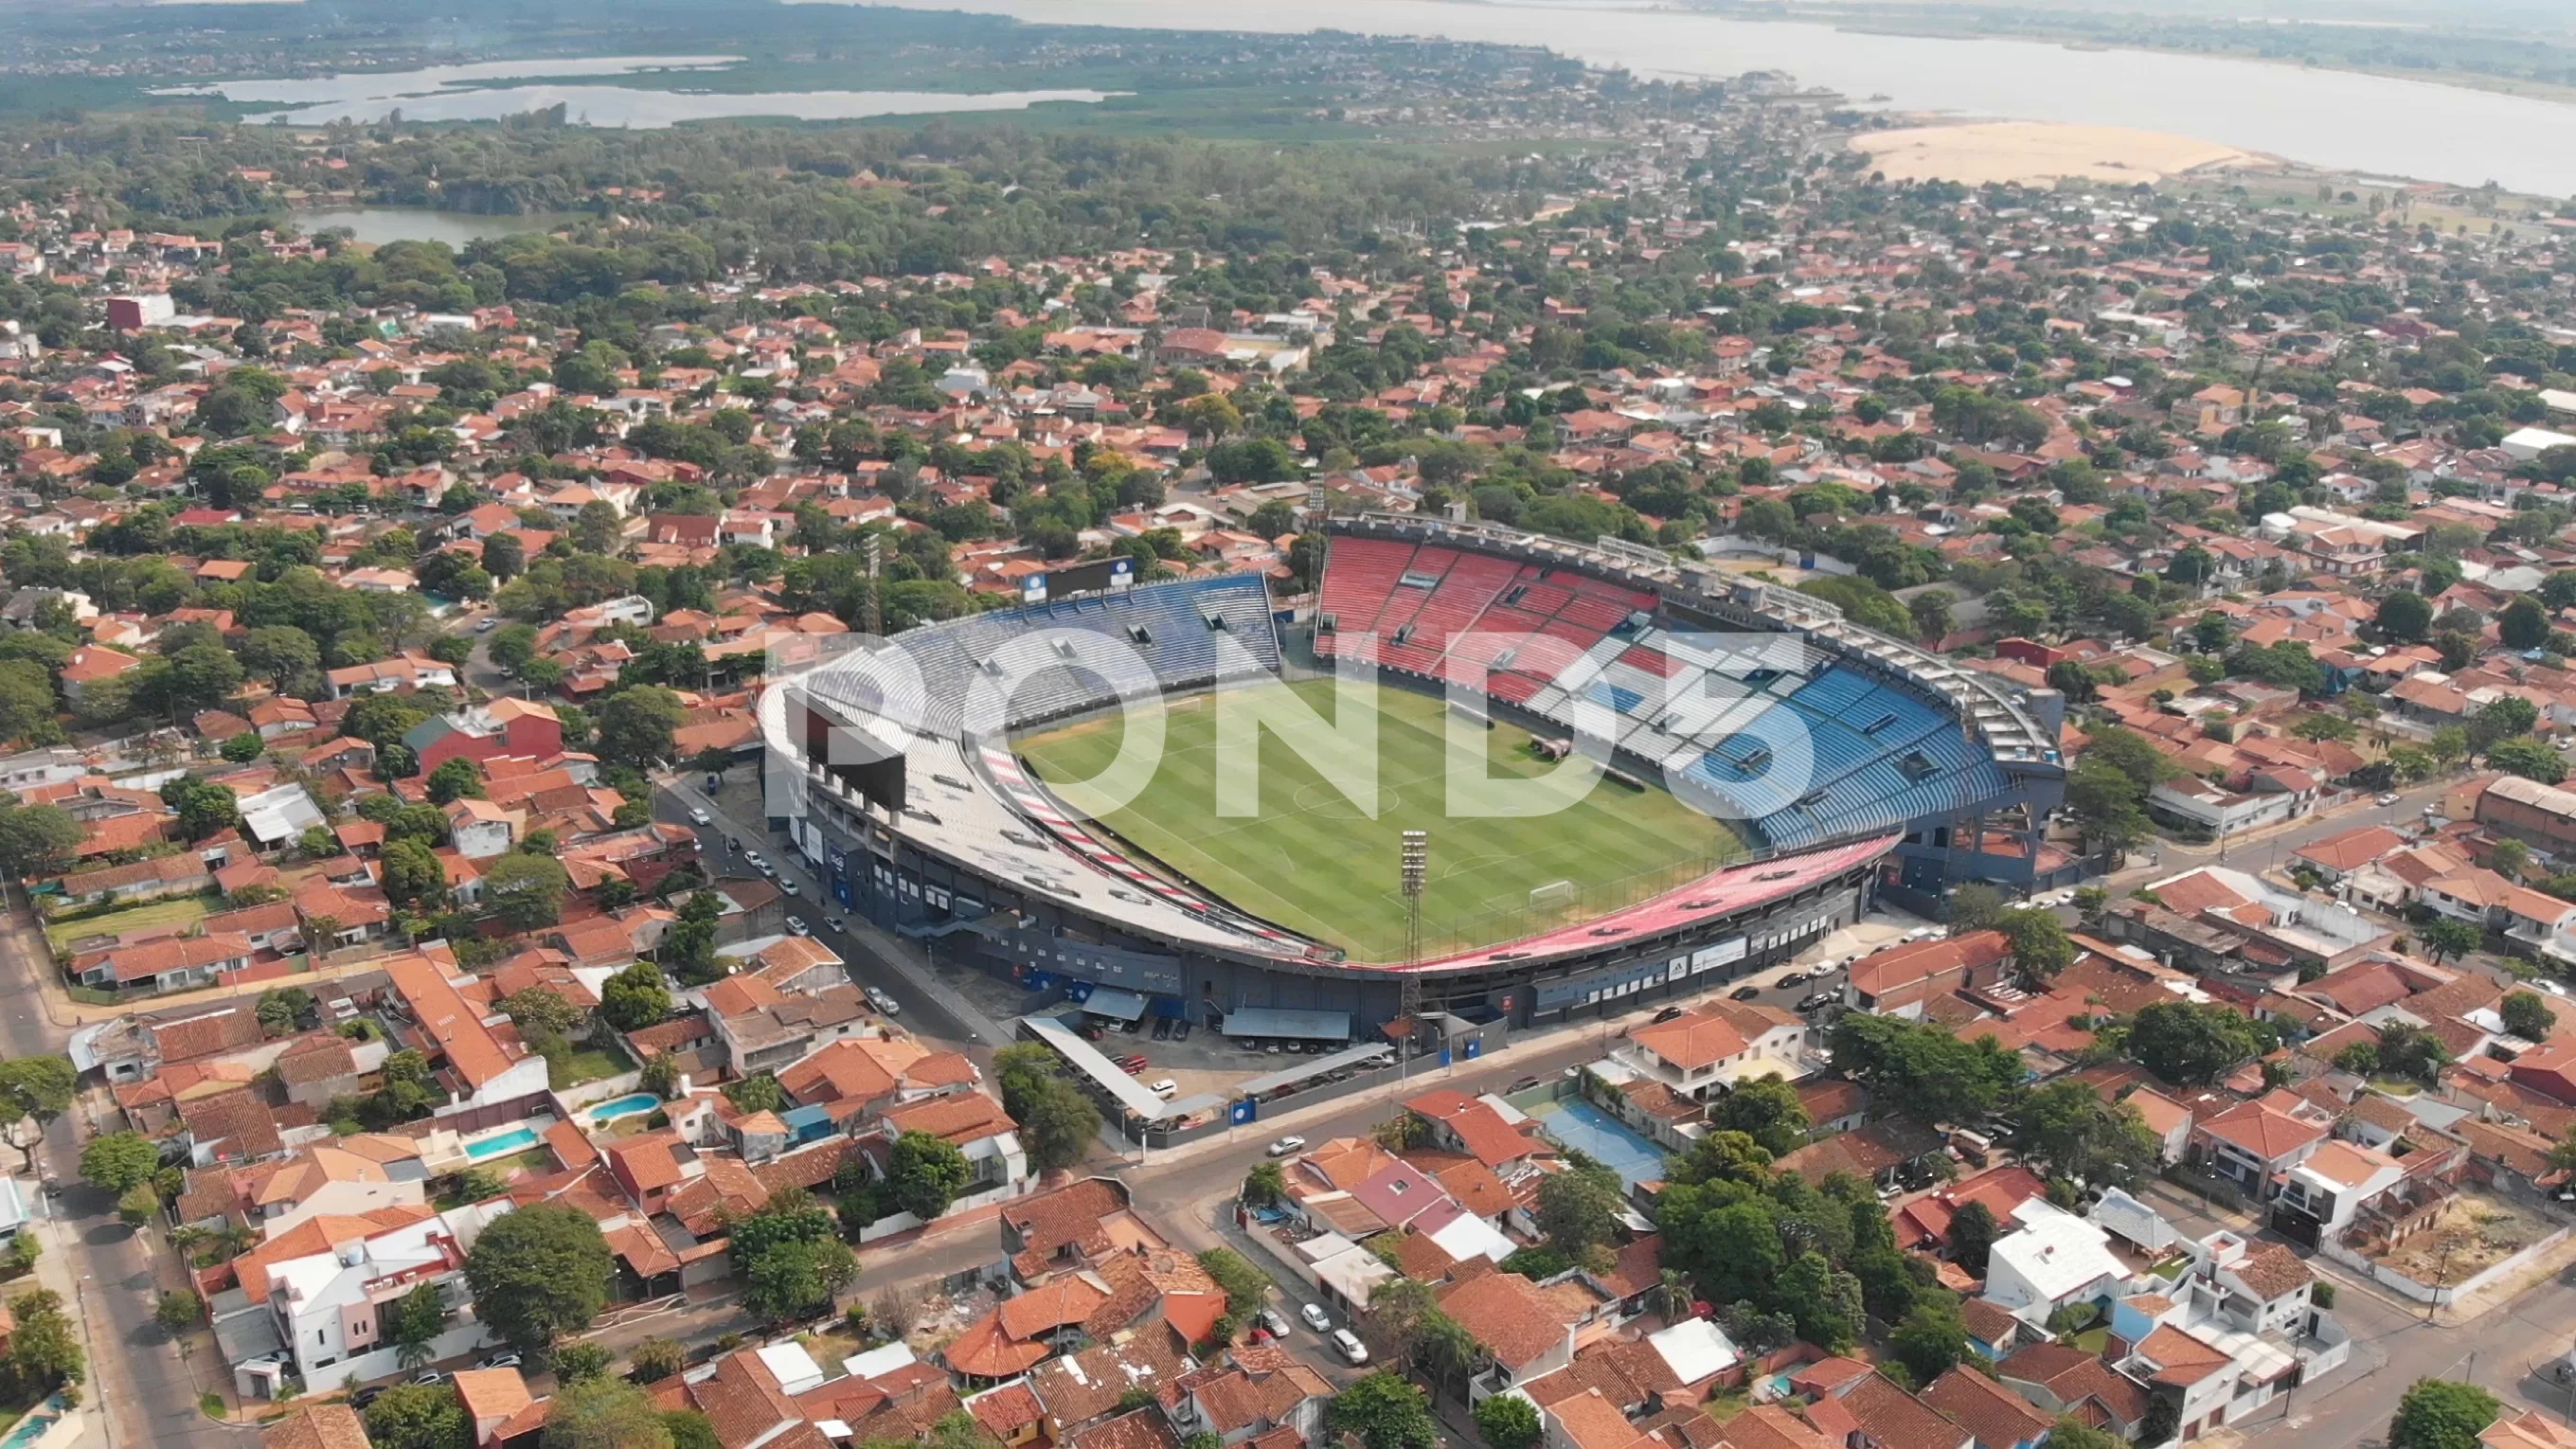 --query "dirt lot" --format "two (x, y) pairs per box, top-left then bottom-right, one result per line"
(2376, 1193), (2551, 1286)
(1852, 121), (2255, 187)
